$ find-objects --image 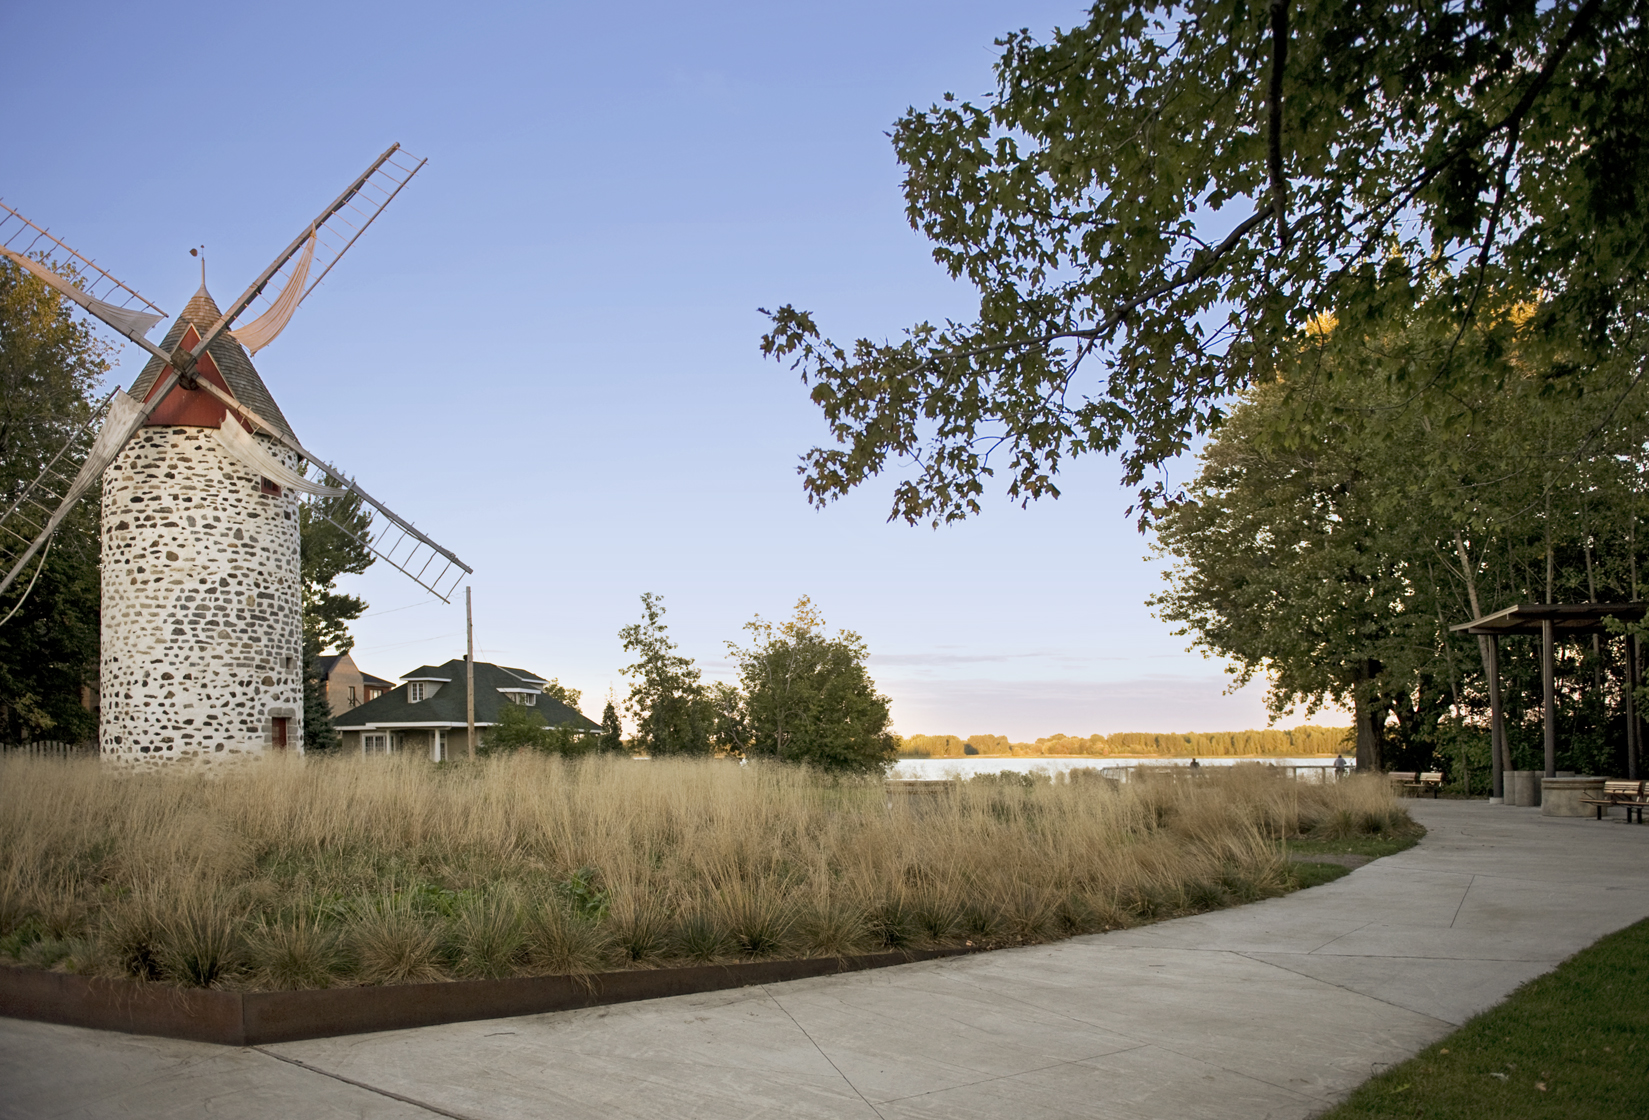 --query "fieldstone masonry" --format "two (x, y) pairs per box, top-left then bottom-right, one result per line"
(100, 424), (303, 768)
